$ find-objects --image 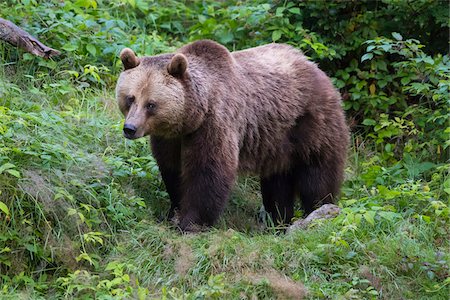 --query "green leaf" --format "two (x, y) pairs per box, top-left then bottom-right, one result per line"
(364, 211), (376, 225)
(361, 53), (373, 62)
(6, 169), (21, 178)
(376, 60), (388, 71)
(0, 163), (15, 174)
(62, 43), (78, 52)
(354, 213), (362, 225)
(415, 162), (436, 173)
(272, 30), (282, 42)
(421, 56), (434, 65)
(198, 15), (207, 24)
(0, 247), (11, 254)
(384, 143), (392, 152)
(362, 118), (376, 126)
(366, 45), (375, 52)
(380, 44), (392, 52)
(25, 243), (37, 253)
(420, 215), (431, 223)
(75, 0), (97, 9)
(76, 252), (95, 265)
(377, 185), (401, 199)
(344, 199), (357, 206)
(218, 30), (234, 44)
(0, 201), (10, 216)
(392, 32), (403, 41)
(135, 0), (148, 12)
(378, 80), (388, 88)
(444, 178), (450, 194)
(288, 7), (300, 14)
(275, 7), (285, 17)
(78, 212), (85, 223)
(379, 211), (399, 221)
(86, 44), (97, 56)
(261, 4), (271, 11)
(401, 77), (411, 85)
